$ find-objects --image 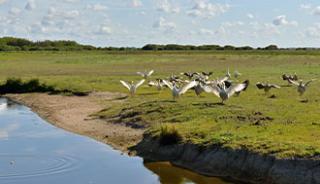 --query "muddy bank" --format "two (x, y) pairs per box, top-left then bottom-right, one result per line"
(4, 93), (144, 152)
(4, 93), (320, 184)
(132, 136), (320, 184)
